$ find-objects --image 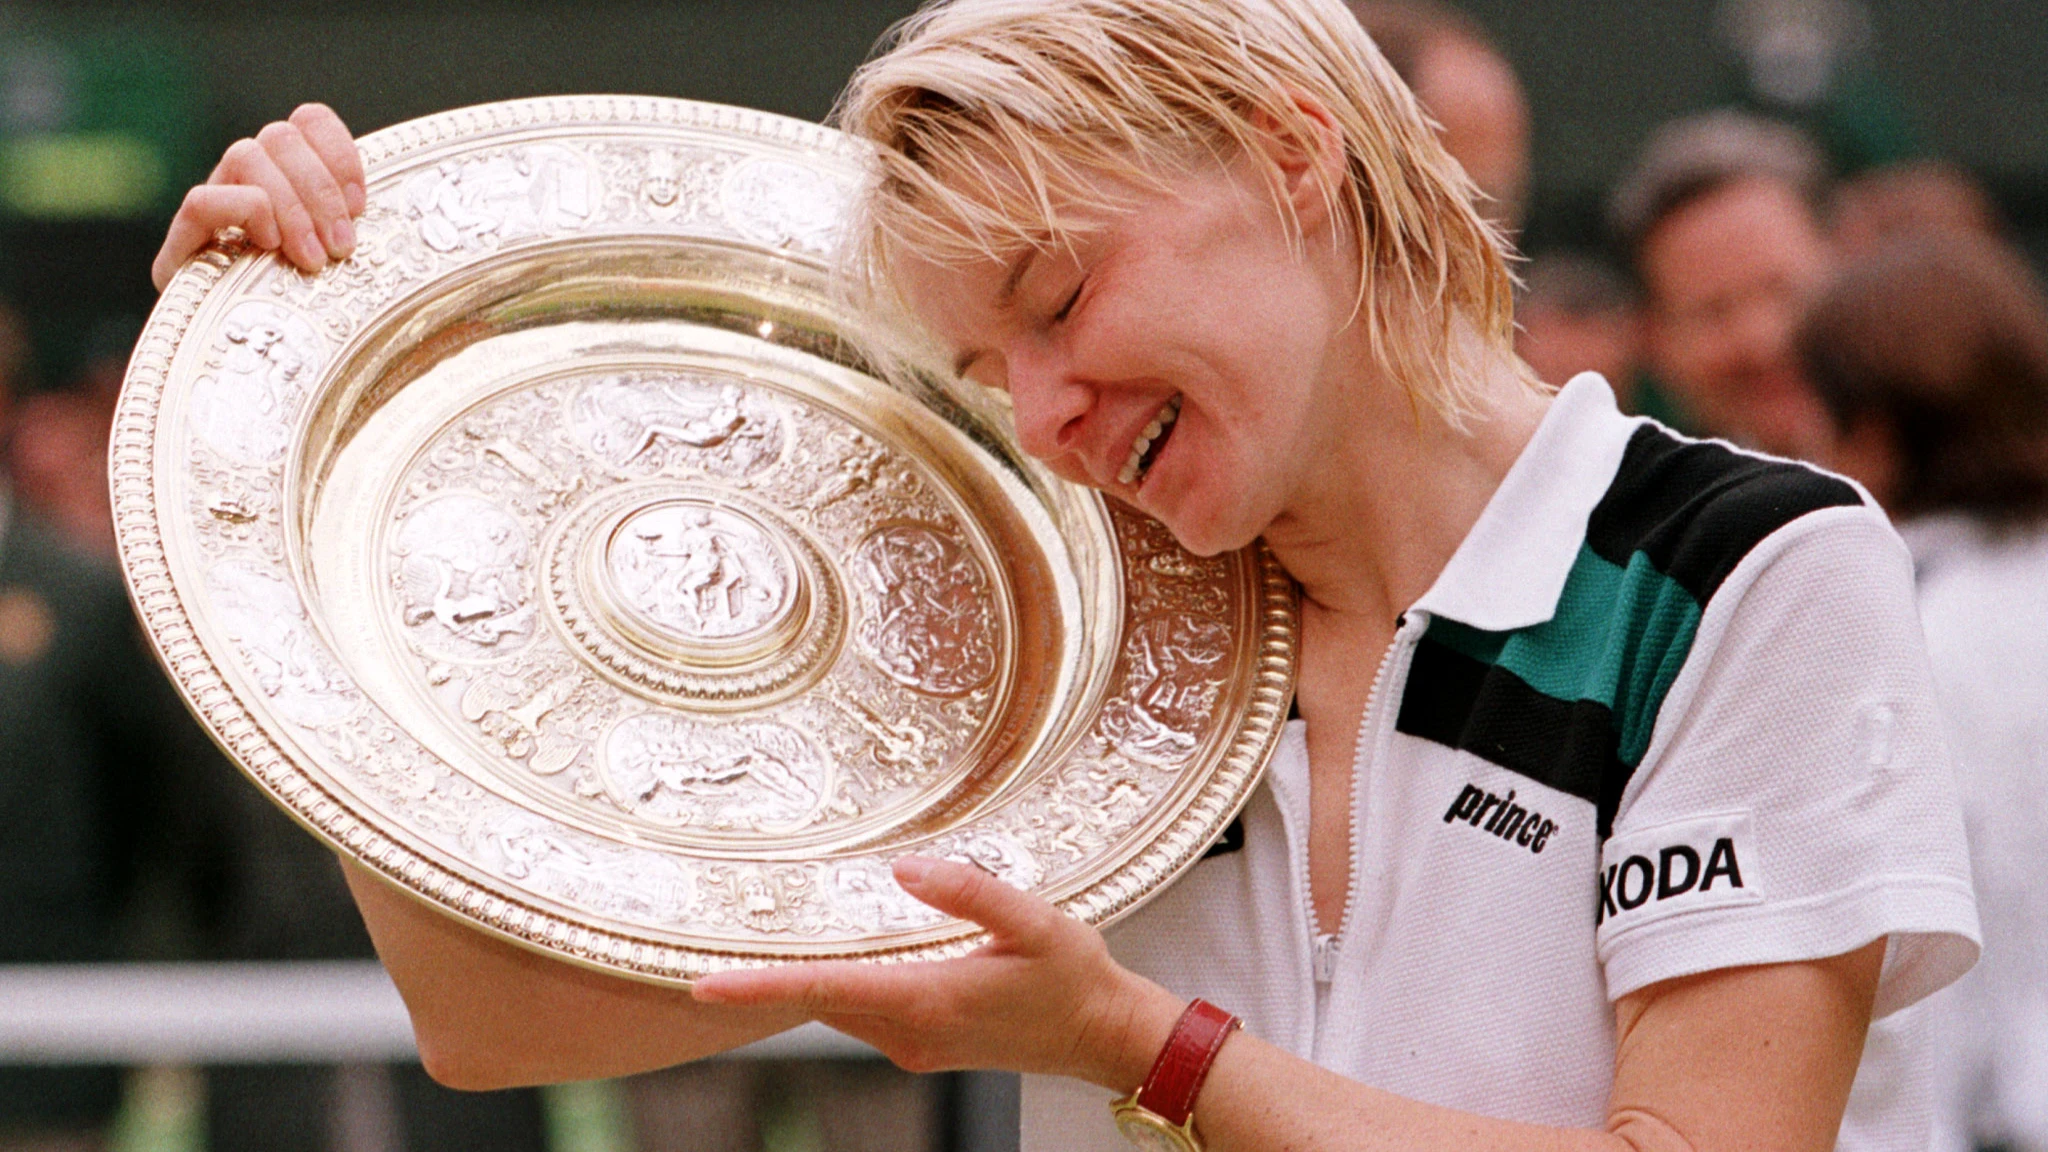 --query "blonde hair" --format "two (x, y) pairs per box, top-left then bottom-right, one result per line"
(833, 0), (1528, 421)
